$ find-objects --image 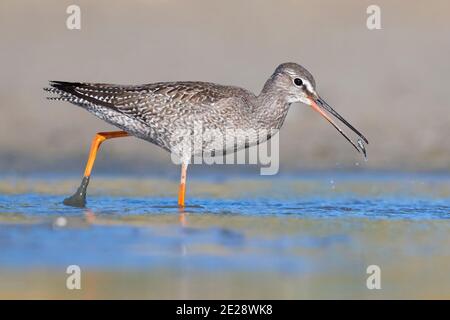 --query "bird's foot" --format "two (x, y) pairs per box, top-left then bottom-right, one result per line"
(63, 176), (90, 208)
